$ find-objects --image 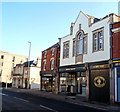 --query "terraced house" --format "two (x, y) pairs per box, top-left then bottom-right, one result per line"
(40, 43), (60, 92)
(58, 11), (120, 104)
